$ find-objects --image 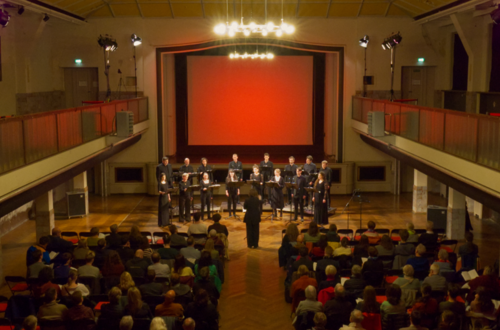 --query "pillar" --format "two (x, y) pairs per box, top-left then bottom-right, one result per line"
(440, 183), (447, 198)
(35, 190), (54, 241)
(73, 171), (89, 215)
(447, 188), (466, 239)
(473, 201), (483, 219)
(0, 235), (3, 287)
(413, 170), (428, 213)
